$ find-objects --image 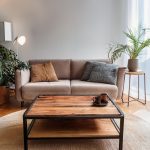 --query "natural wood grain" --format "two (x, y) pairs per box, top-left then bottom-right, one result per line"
(26, 96), (120, 117)
(0, 104), (21, 117)
(125, 71), (144, 75)
(29, 119), (119, 138)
